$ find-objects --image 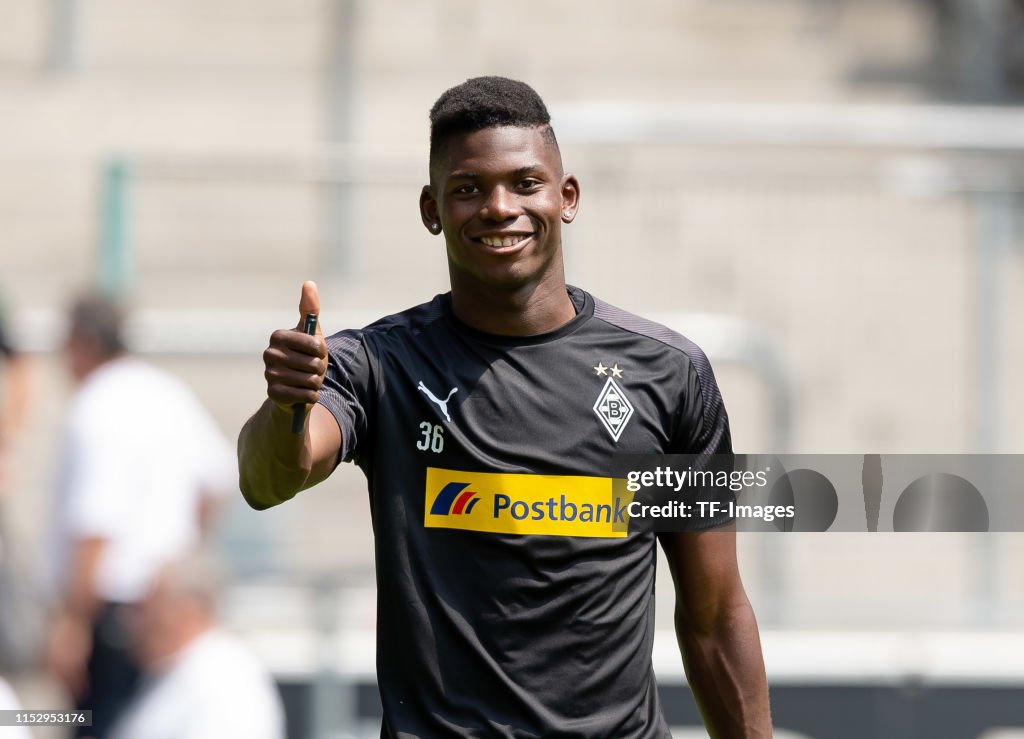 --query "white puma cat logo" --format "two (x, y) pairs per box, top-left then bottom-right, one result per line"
(417, 381), (458, 423)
